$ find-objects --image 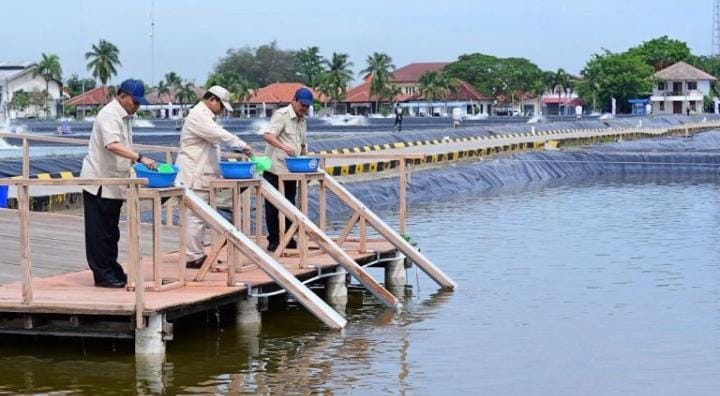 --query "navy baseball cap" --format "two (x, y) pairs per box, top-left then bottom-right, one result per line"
(119, 79), (150, 105)
(294, 87), (314, 105)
